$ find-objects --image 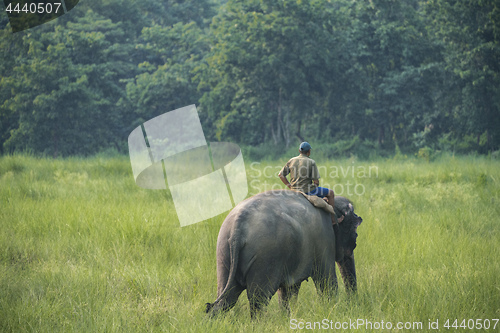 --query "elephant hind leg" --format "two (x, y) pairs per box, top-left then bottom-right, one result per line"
(245, 260), (283, 319)
(277, 283), (301, 315)
(247, 285), (274, 320)
(246, 276), (281, 319)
